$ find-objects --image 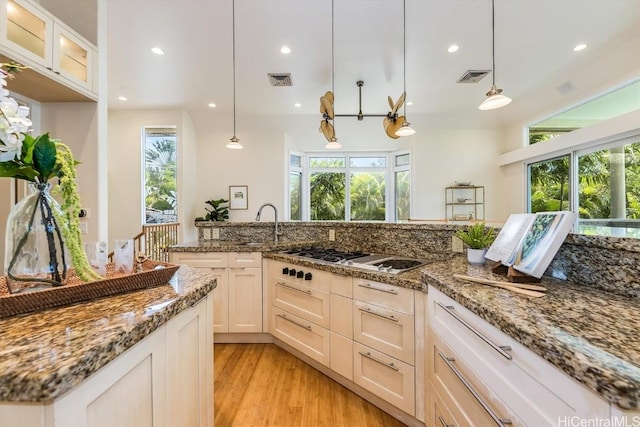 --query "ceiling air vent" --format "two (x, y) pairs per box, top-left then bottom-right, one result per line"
(457, 70), (491, 84)
(268, 73), (293, 86)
